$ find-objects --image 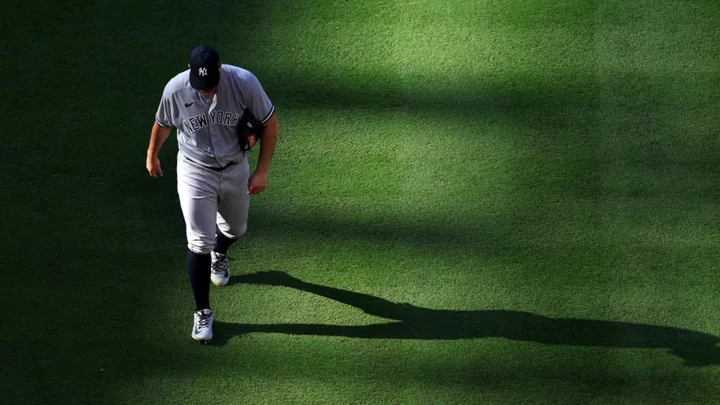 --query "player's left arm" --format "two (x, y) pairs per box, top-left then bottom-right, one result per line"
(239, 67), (278, 195)
(248, 112), (278, 195)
